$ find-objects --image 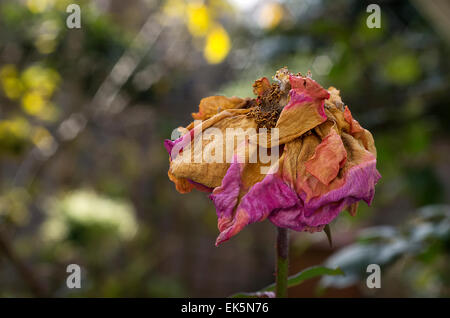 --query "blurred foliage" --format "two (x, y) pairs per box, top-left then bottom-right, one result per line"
(41, 189), (138, 245)
(321, 205), (450, 297)
(0, 0), (449, 297)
